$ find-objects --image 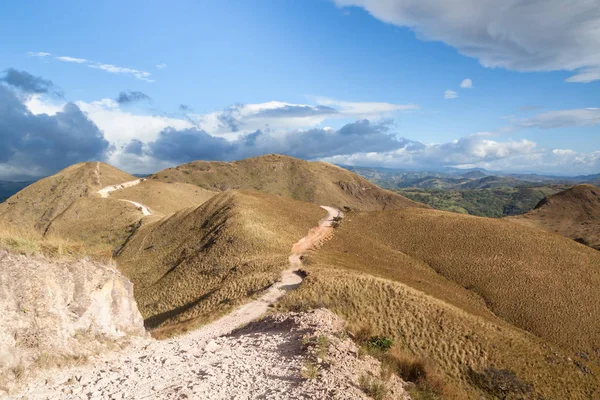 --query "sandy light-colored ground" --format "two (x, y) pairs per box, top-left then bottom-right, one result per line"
(9, 206), (402, 400)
